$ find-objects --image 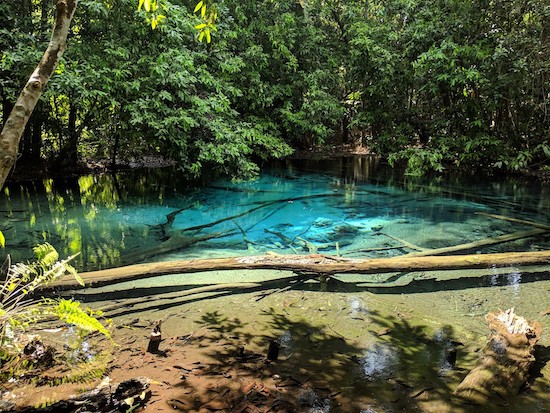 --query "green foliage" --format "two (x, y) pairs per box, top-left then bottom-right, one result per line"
(193, 0), (218, 42)
(137, 0), (166, 29)
(2, 0), (548, 178)
(388, 147), (445, 176)
(0, 244), (110, 360)
(44, 298), (111, 338)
